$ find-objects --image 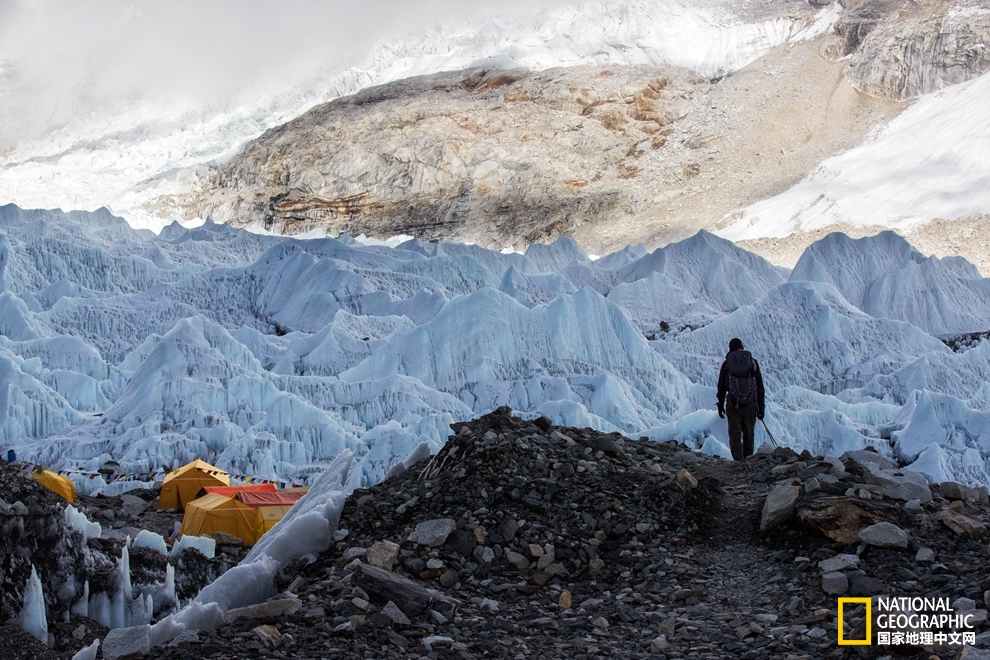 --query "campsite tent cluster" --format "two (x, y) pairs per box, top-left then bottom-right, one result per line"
(26, 459), (306, 546)
(158, 460), (307, 545)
